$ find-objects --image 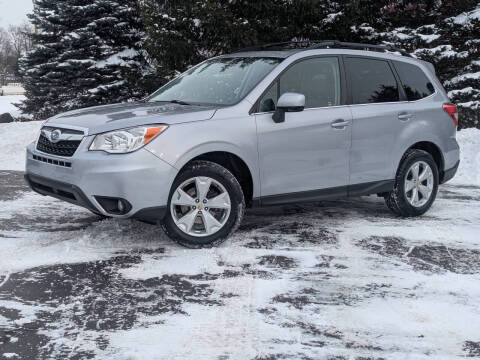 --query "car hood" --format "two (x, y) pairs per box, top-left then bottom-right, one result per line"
(45, 102), (218, 135)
